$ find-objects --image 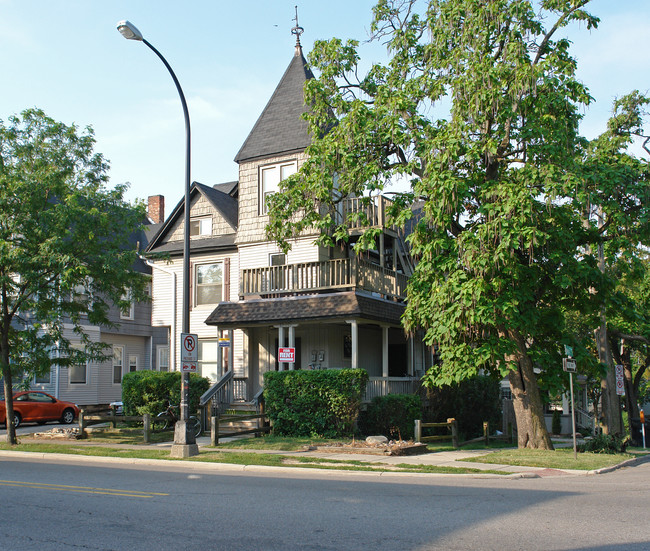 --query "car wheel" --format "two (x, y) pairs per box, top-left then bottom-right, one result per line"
(13, 413), (21, 429)
(61, 409), (75, 424)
